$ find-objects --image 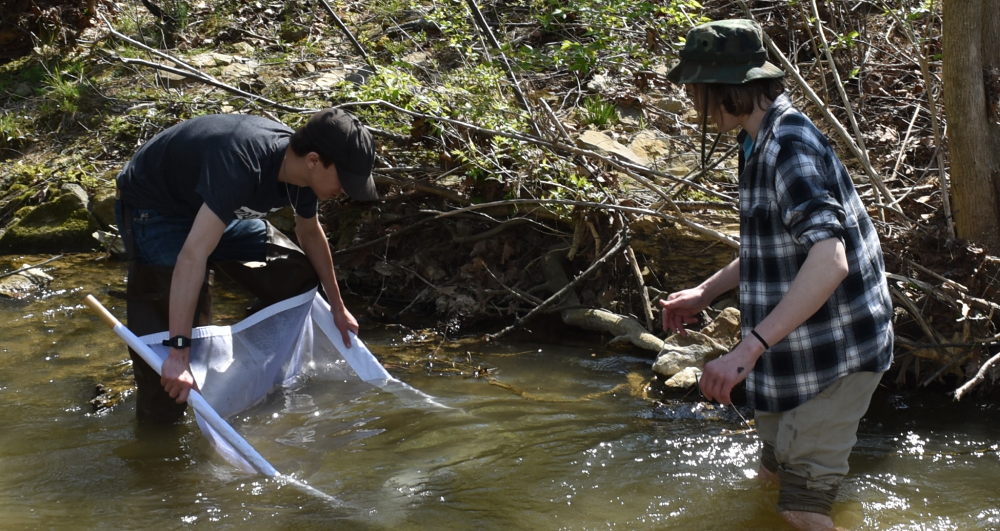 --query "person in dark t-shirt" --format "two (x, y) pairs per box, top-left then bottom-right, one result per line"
(115, 108), (377, 422)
